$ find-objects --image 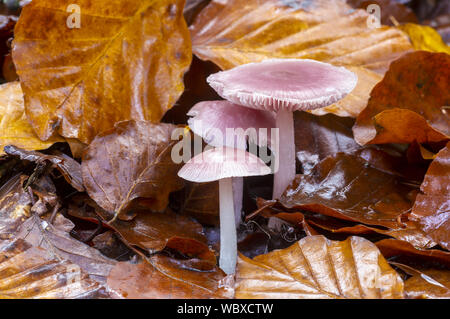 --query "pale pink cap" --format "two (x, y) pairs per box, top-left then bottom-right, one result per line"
(178, 147), (271, 183)
(207, 59), (358, 113)
(187, 100), (275, 148)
